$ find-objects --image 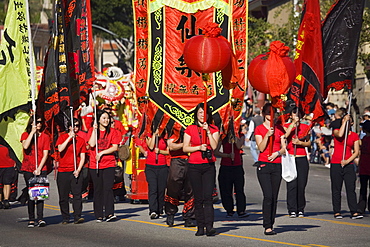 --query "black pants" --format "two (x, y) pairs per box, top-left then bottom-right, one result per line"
(23, 171), (47, 221)
(358, 175), (370, 214)
(330, 164), (358, 214)
(286, 156), (309, 214)
(165, 158), (194, 219)
(218, 165), (246, 214)
(89, 167), (115, 219)
(57, 171), (83, 221)
(257, 162), (282, 230)
(145, 165), (168, 215)
(188, 163), (215, 231)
